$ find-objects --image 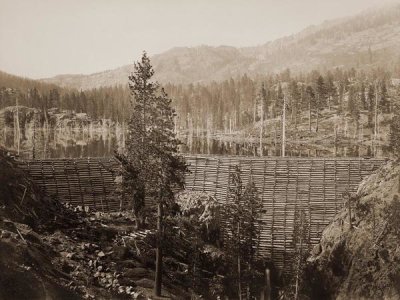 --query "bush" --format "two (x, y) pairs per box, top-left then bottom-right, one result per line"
(175, 191), (221, 244)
